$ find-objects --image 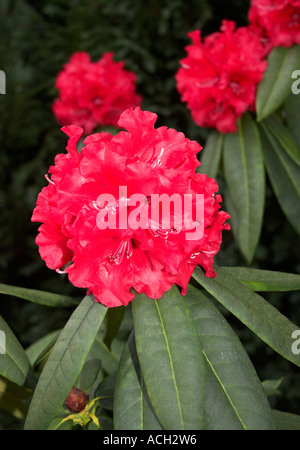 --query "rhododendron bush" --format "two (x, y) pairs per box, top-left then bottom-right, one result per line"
(1, 0), (300, 433)
(32, 107), (230, 308)
(176, 1), (300, 265)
